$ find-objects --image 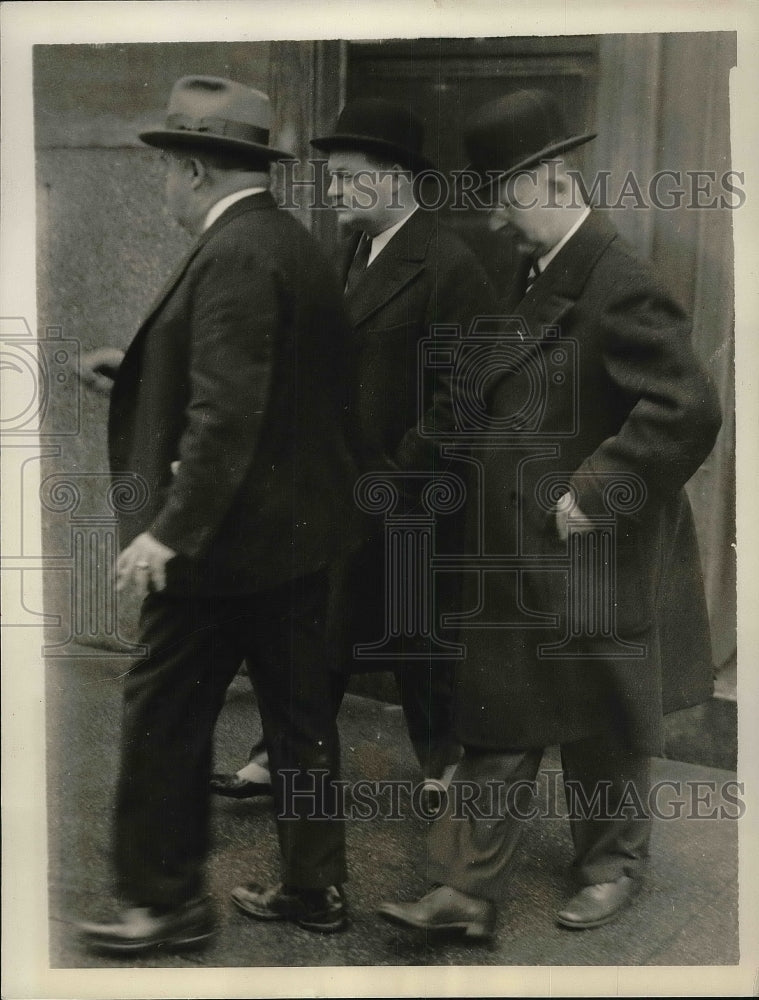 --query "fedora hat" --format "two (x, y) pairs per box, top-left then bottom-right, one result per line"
(465, 88), (596, 190)
(139, 75), (292, 161)
(311, 98), (434, 173)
